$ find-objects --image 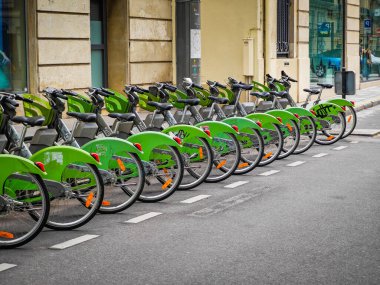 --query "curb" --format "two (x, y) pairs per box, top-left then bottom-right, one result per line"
(354, 97), (380, 112)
